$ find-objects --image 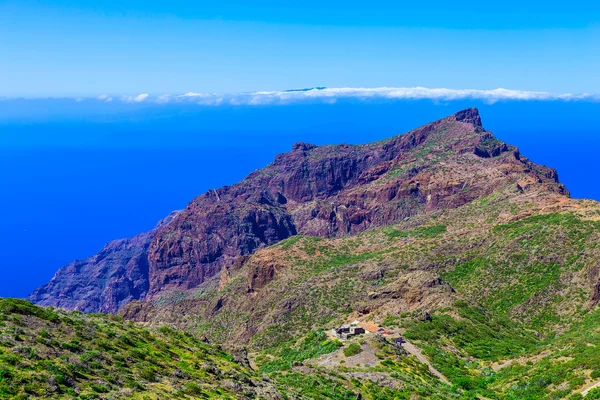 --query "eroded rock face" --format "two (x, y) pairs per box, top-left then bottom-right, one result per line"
(30, 108), (567, 312)
(145, 108), (507, 297)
